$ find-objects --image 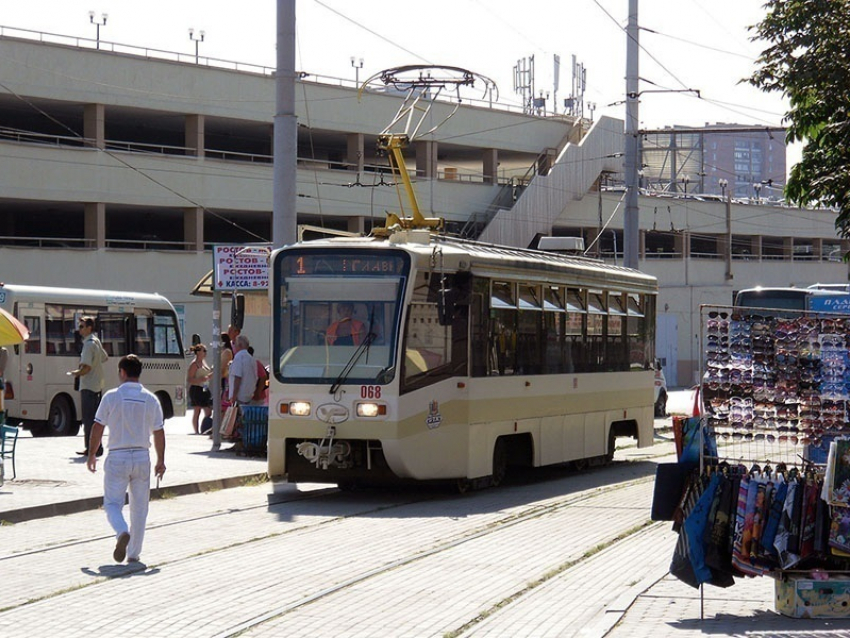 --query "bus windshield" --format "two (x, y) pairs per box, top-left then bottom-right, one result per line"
(273, 249), (409, 384)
